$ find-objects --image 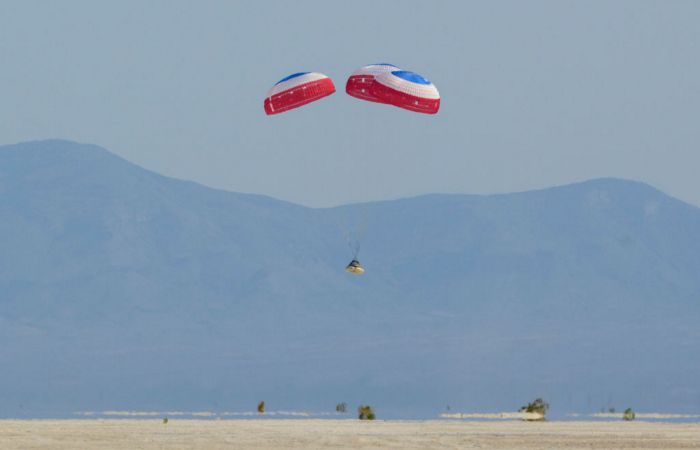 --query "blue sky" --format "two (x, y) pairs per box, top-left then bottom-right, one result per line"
(1, 1), (699, 207)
